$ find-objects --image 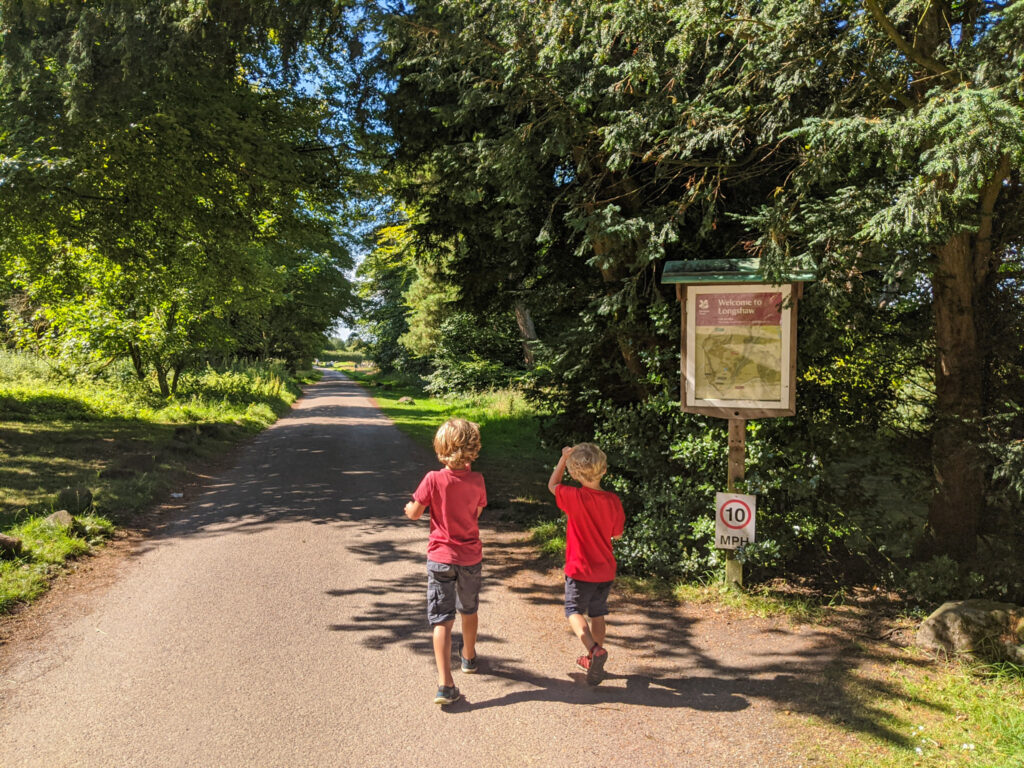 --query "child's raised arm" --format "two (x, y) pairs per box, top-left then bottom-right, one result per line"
(547, 446), (573, 496)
